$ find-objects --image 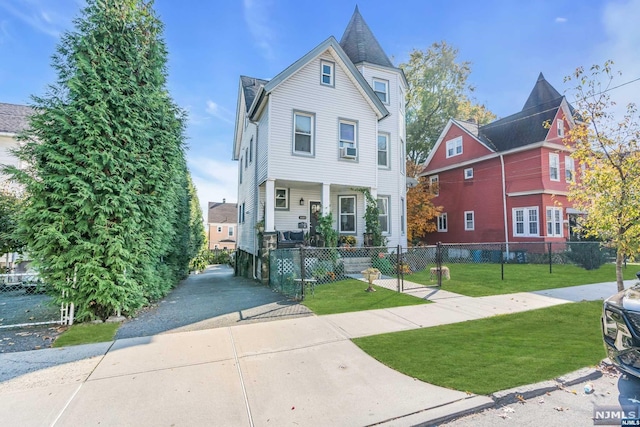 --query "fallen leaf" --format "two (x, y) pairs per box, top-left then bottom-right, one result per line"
(538, 397), (545, 404)
(516, 395), (526, 403)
